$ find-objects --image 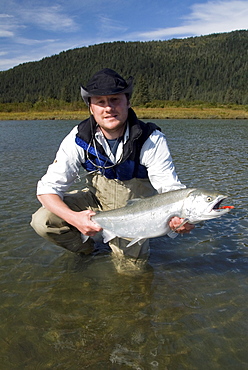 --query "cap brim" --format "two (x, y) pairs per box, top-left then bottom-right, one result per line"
(81, 76), (133, 105)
